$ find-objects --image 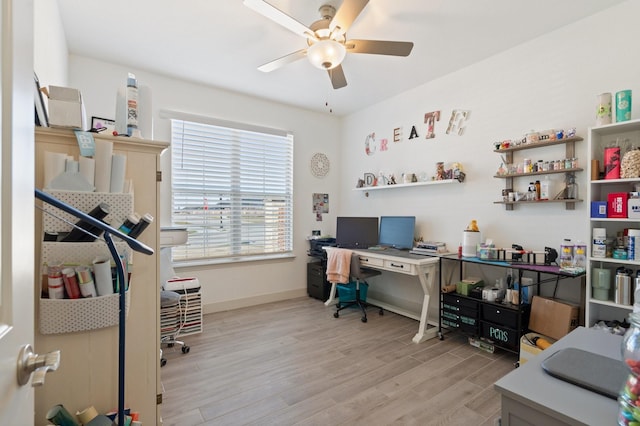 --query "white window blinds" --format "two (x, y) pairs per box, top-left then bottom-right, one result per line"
(170, 118), (293, 262)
